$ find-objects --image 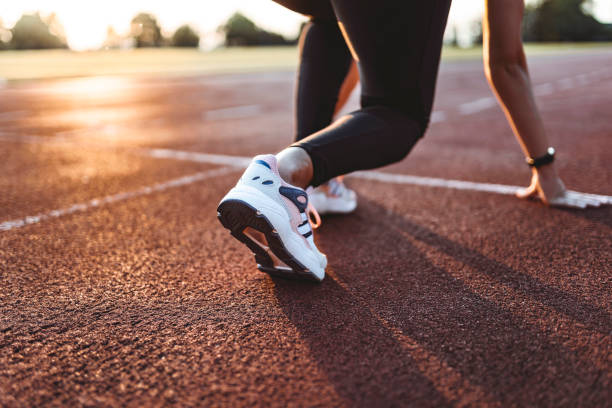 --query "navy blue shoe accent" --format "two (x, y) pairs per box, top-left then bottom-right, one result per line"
(255, 159), (271, 169)
(279, 186), (308, 212)
(262, 180), (274, 185)
(298, 220), (308, 228)
(252, 176), (260, 180)
(303, 231), (313, 238)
